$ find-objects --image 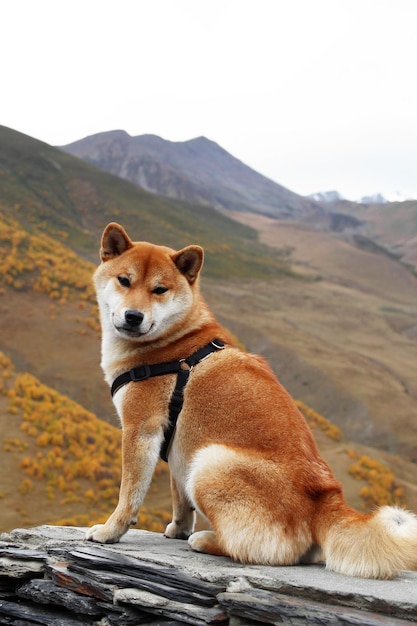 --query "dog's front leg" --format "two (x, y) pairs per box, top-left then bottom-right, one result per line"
(85, 425), (160, 543)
